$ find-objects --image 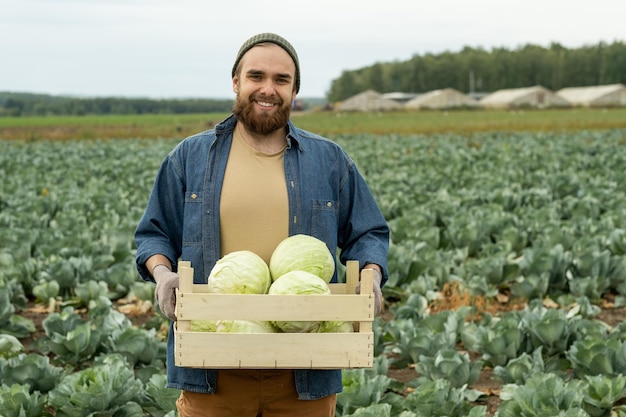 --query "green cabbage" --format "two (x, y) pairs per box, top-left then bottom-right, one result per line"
(207, 250), (271, 294)
(268, 270), (331, 333)
(189, 320), (217, 332)
(215, 320), (277, 333)
(269, 234), (335, 283)
(318, 321), (354, 333)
